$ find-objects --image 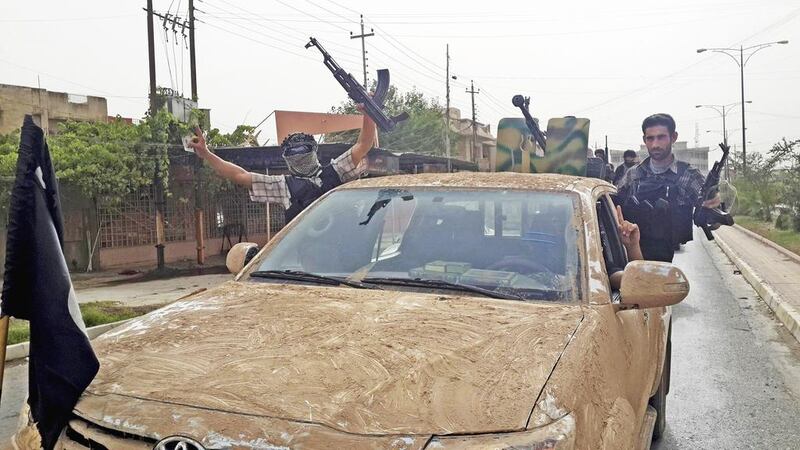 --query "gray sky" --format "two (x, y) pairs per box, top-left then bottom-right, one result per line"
(1, 0), (798, 156)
